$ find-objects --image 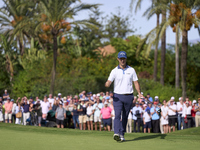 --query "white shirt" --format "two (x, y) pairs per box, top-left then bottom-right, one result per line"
(182, 106), (192, 117)
(12, 103), (17, 114)
(132, 106), (143, 120)
(168, 104), (177, 116)
(108, 65), (138, 94)
(87, 106), (93, 115)
(41, 101), (50, 114)
(143, 112), (151, 122)
(176, 102), (185, 114)
(128, 111), (132, 119)
(48, 98), (54, 106)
